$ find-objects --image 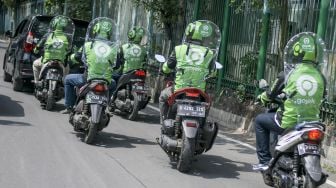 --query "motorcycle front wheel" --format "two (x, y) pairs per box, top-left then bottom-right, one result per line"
(177, 132), (195, 173)
(84, 122), (98, 144)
